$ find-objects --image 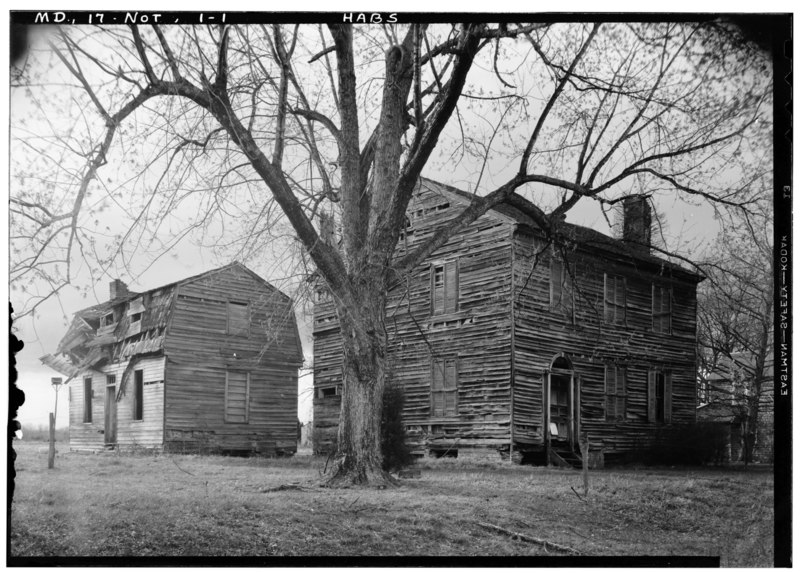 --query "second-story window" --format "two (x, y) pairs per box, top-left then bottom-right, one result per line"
(652, 285), (672, 333)
(228, 301), (250, 337)
(550, 259), (575, 320)
(604, 274), (626, 325)
(431, 260), (458, 315)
